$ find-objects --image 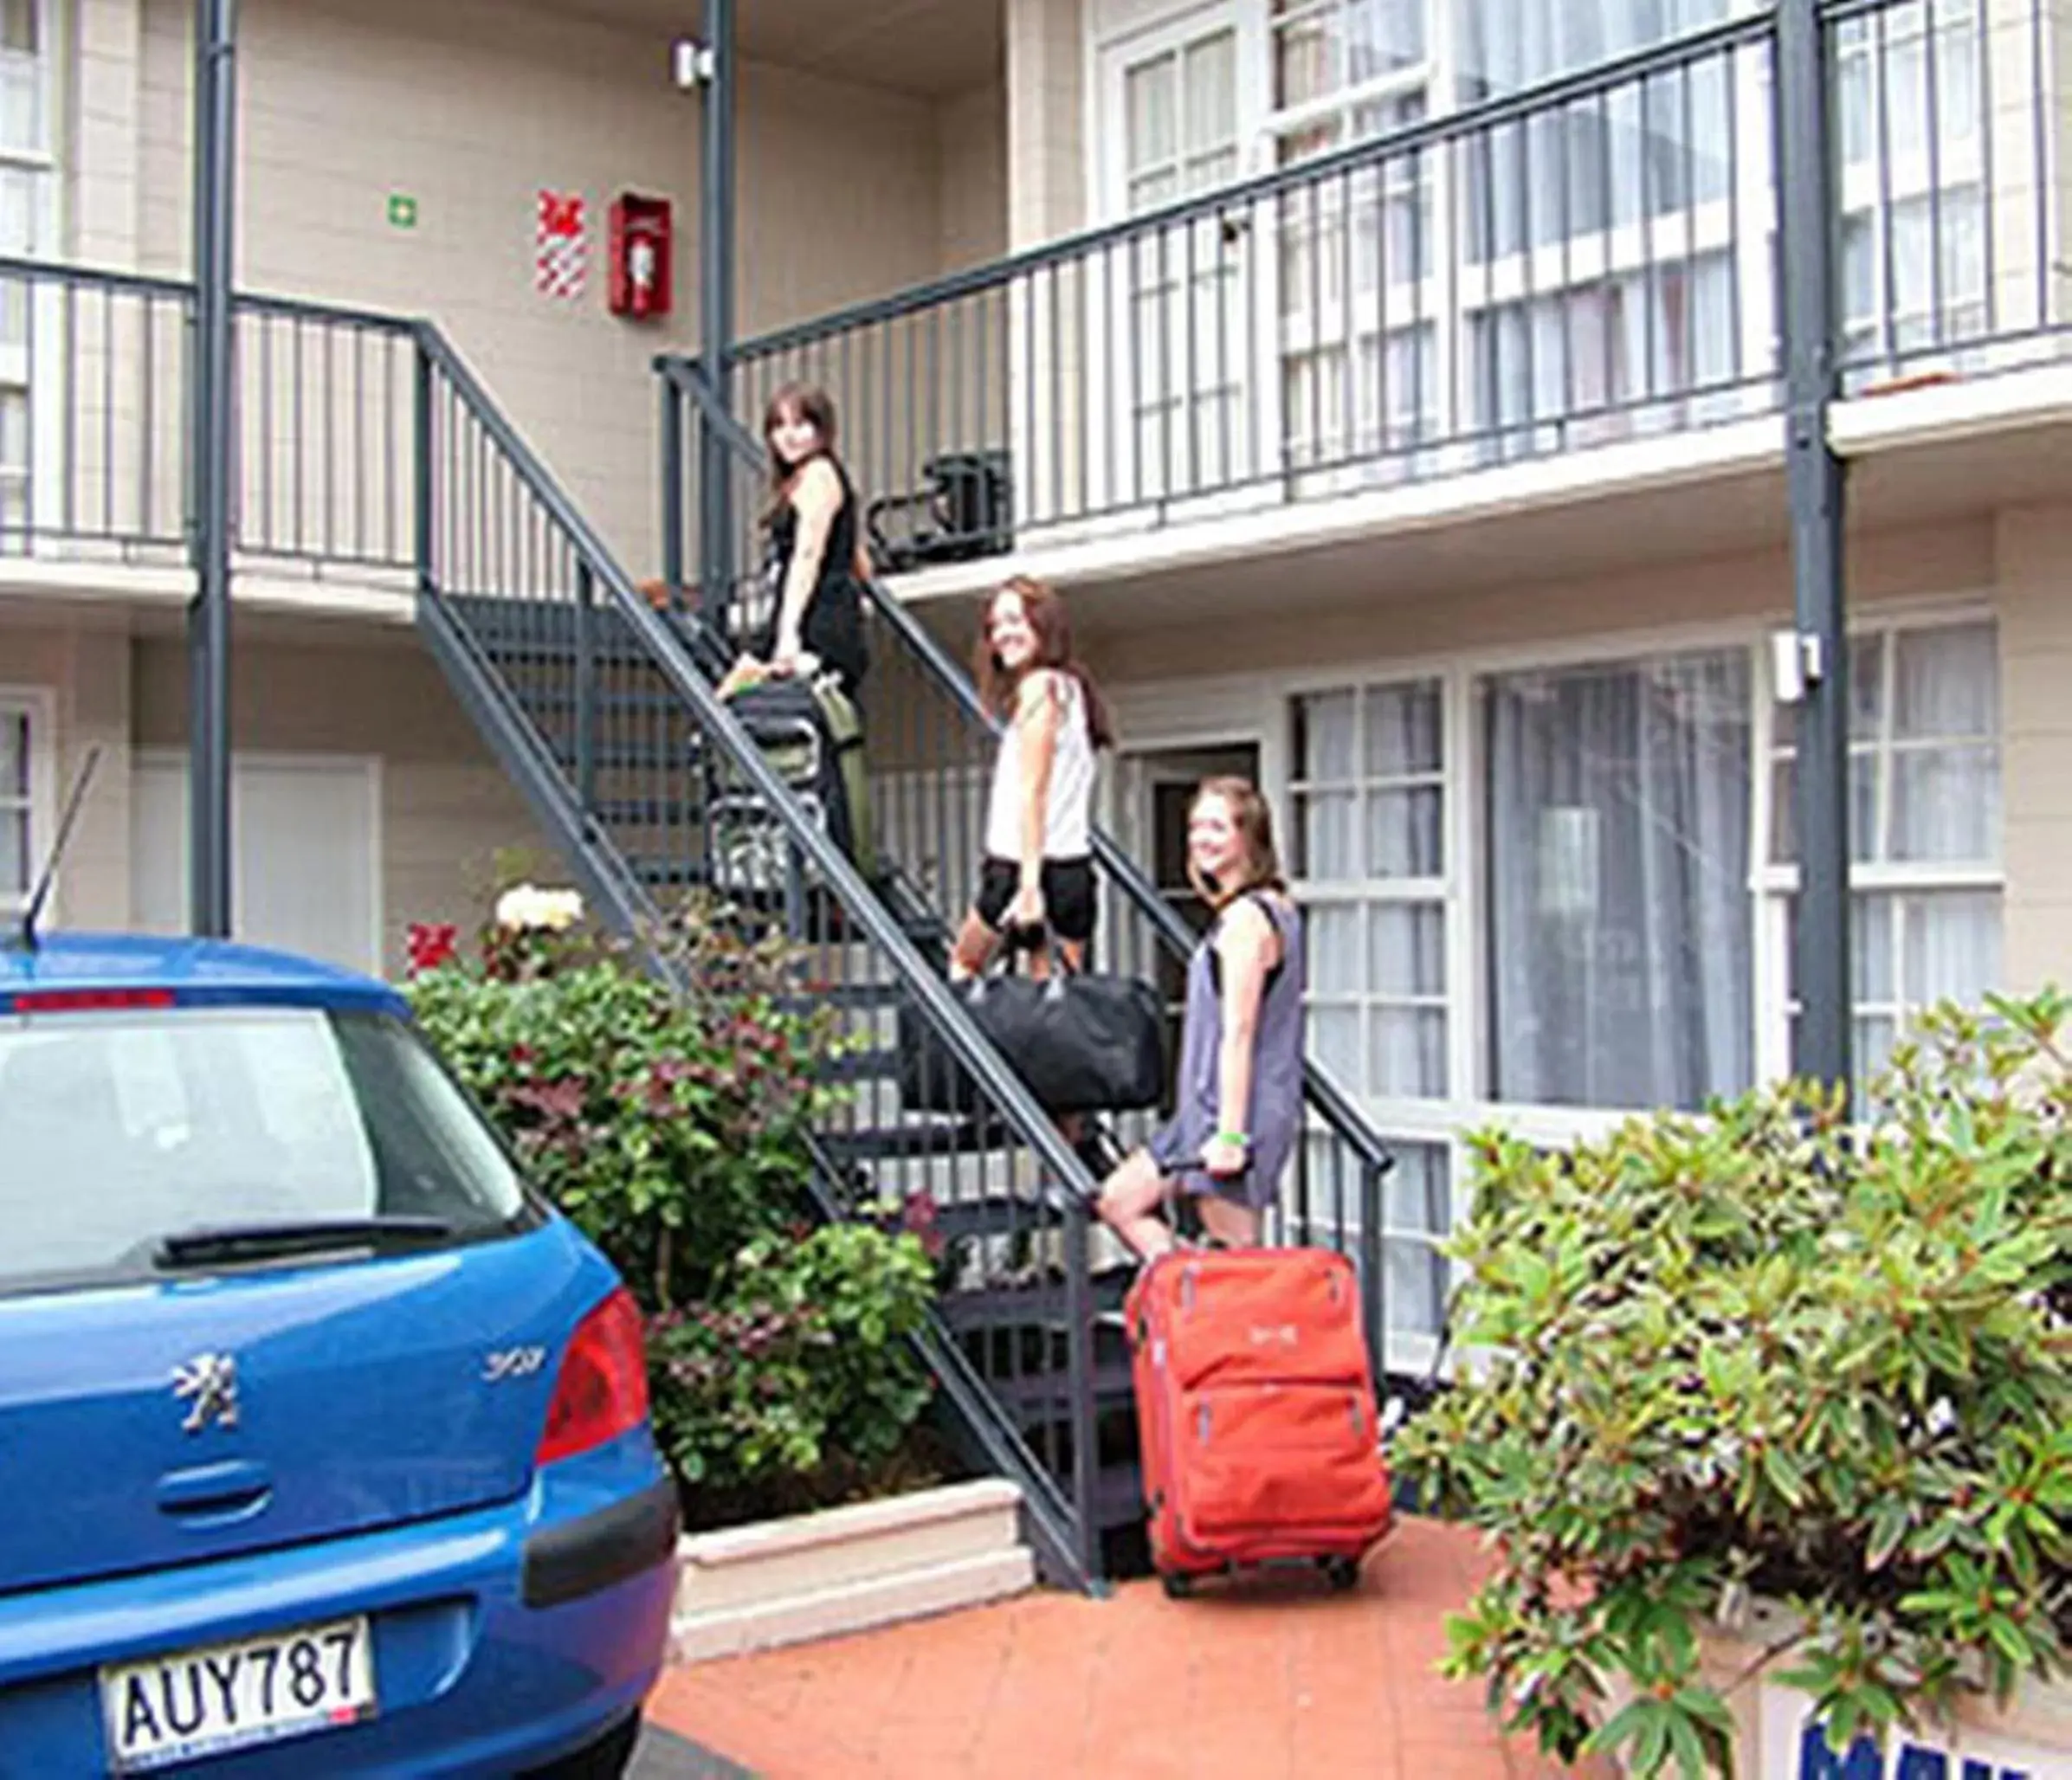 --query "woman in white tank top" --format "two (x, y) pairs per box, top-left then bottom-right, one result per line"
(950, 577), (1113, 981)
